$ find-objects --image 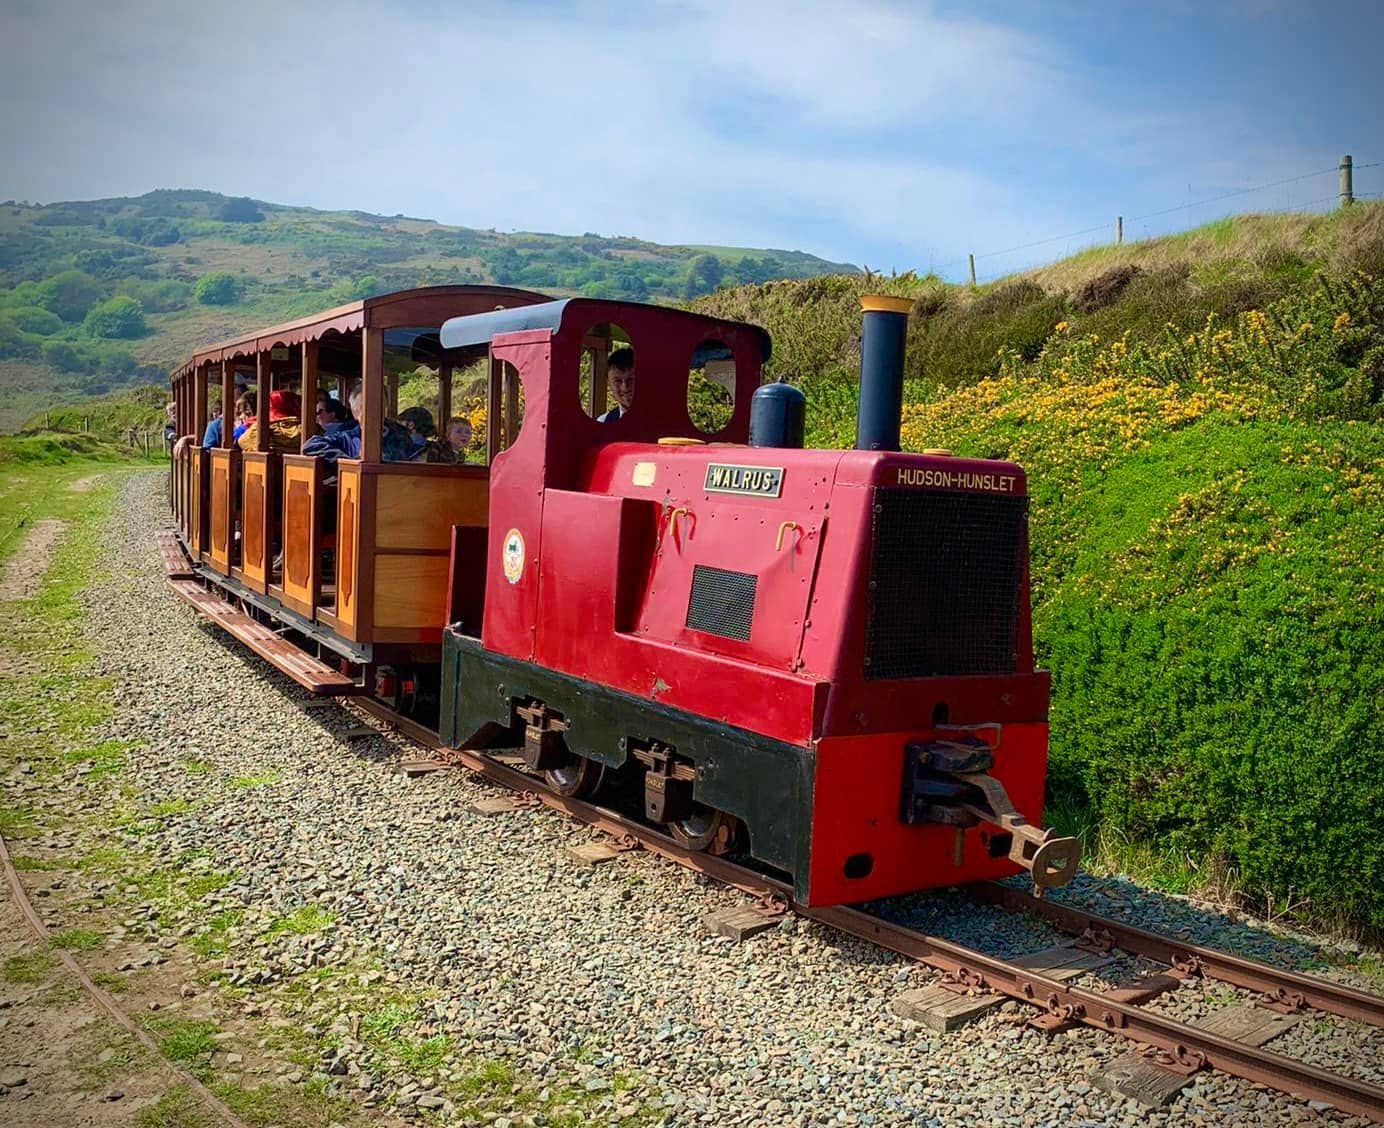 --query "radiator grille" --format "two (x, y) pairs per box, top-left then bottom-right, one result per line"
(686, 565), (757, 641)
(865, 488), (1026, 679)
